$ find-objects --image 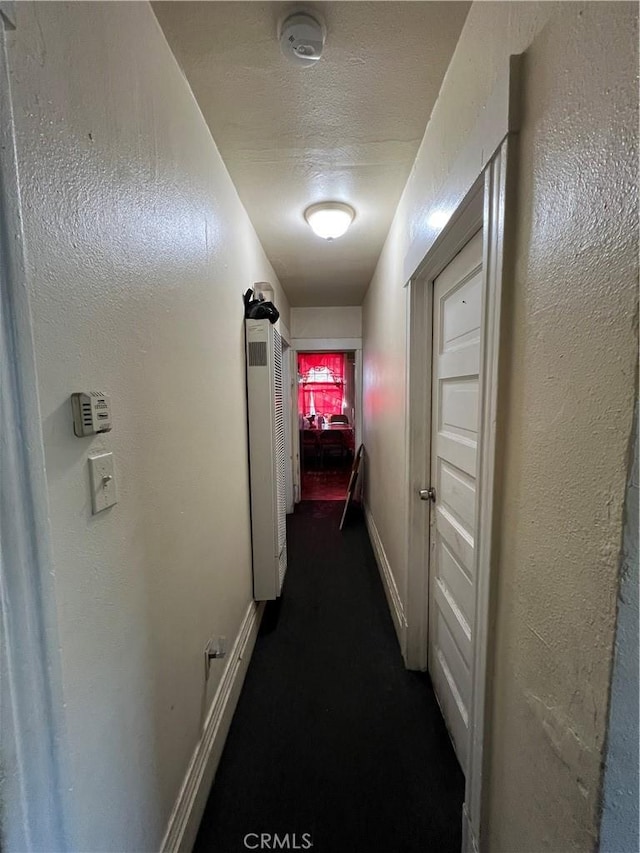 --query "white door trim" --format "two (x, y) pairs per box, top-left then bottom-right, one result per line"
(405, 181), (485, 673)
(402, 55), (522, 284)
(0, 17), (69, 849)
(292, 340), (363, 502)
(281, 339), (295, 514)
(289, 347), (301, 505)
(291, 336), (362, 352)
(404, 58), (521, 853)
(464, 138), (512, 852)
(353, 348), (363, 452)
